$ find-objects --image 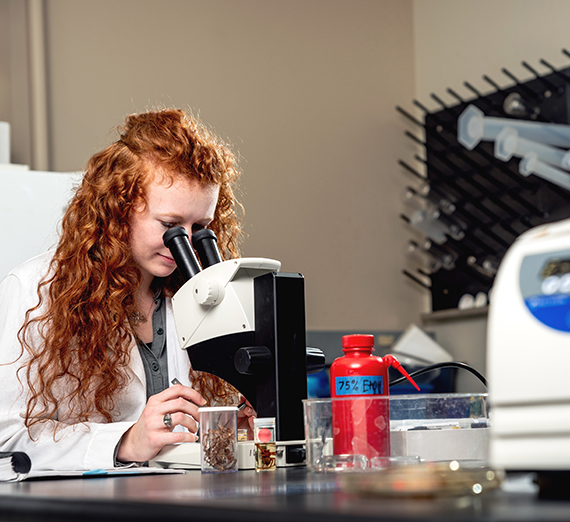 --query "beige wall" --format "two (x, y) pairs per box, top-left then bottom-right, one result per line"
(1, 1), (32, 165)
(413, 0), (570, 112)
(0, 2), (9, 123)
(1, 0), (424, 332)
